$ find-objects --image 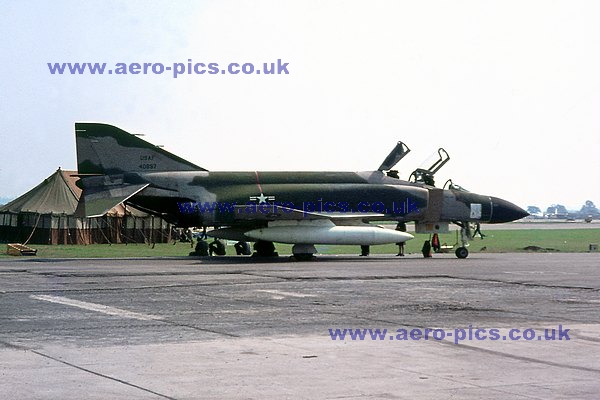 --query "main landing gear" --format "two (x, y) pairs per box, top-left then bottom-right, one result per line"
(252, 241), (317, 261)
(252, 240), (278, 257)
(291, 244), (317, 261)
